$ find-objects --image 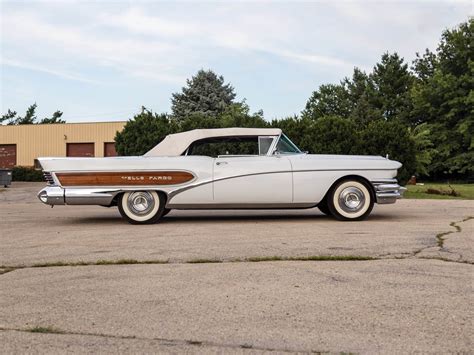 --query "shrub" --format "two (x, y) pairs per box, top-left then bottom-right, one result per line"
(12, 166), (44, 182)
(358, 119), (417, 184)
(114, 109), (174, 156)
(300, 116), (360, 155)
